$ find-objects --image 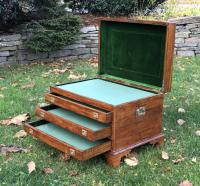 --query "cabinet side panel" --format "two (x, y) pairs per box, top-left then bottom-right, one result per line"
(112, 94), (164, 151)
